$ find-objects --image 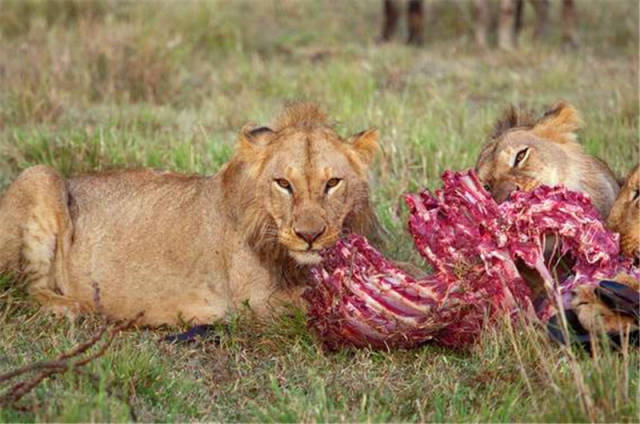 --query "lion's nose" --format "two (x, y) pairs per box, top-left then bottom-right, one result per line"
(295, 226), (326, 245)
(493, 181), (520, 203)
